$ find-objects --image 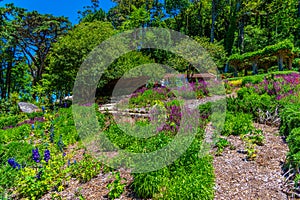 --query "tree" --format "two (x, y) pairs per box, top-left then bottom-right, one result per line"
(78, 0), (107, 23)
(9, 10), (71, 96)
(46, 21), (116, 99)
(120, 6), (150, 30)
(210, 0), (224, 43)
(0, 4), (27, 99)
(108, 0), (154, 28)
